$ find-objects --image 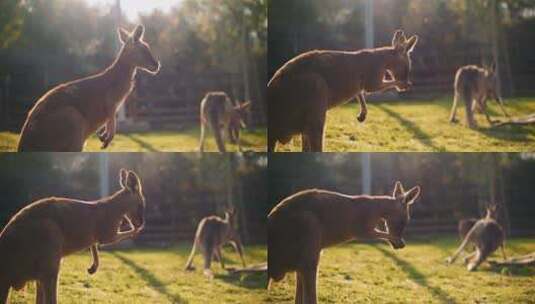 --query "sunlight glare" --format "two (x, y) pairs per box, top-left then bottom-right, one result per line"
(83, 0), (182, 21)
